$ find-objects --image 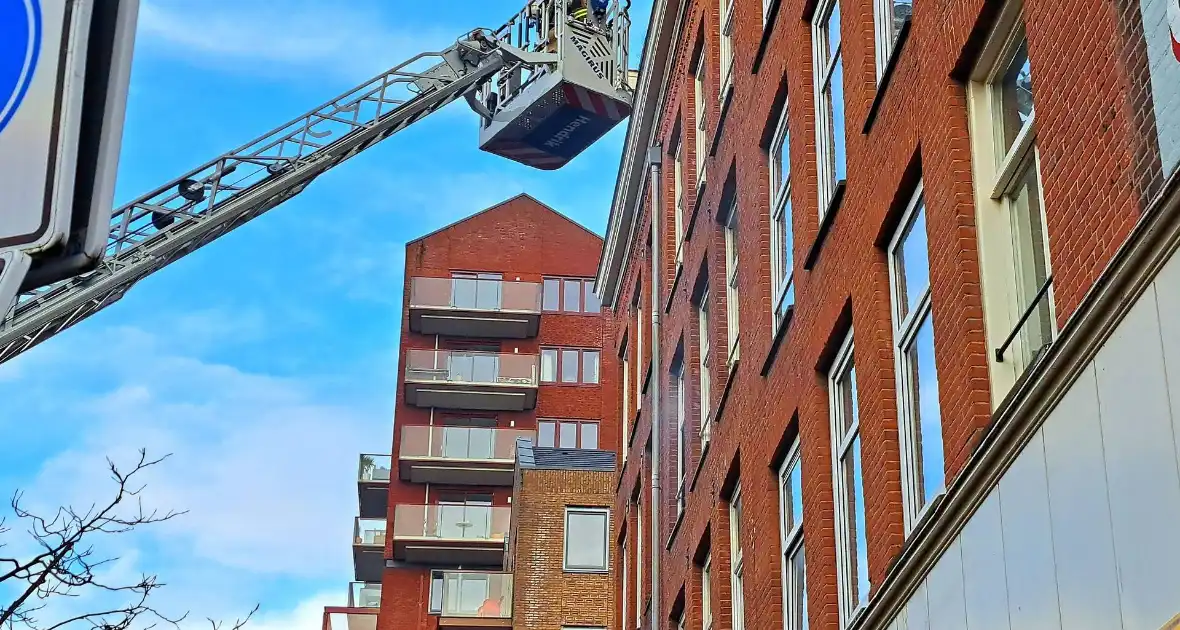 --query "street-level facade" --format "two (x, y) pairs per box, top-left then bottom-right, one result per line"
(597, 0), (1180, 629)
(324, 194), (621, 630)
